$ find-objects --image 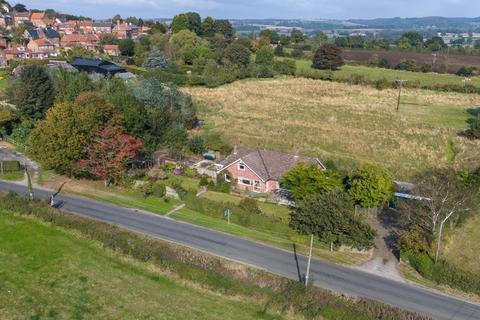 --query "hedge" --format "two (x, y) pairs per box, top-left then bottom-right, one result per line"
(405, 251), (480, 296)
(0, 160), (21, 172)
(0, 193), (431, 320)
